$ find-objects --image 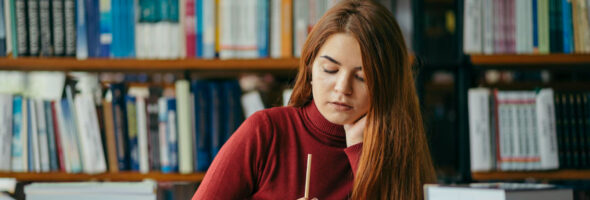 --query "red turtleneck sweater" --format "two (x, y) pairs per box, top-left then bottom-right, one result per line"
(192, 102), (362, 199)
